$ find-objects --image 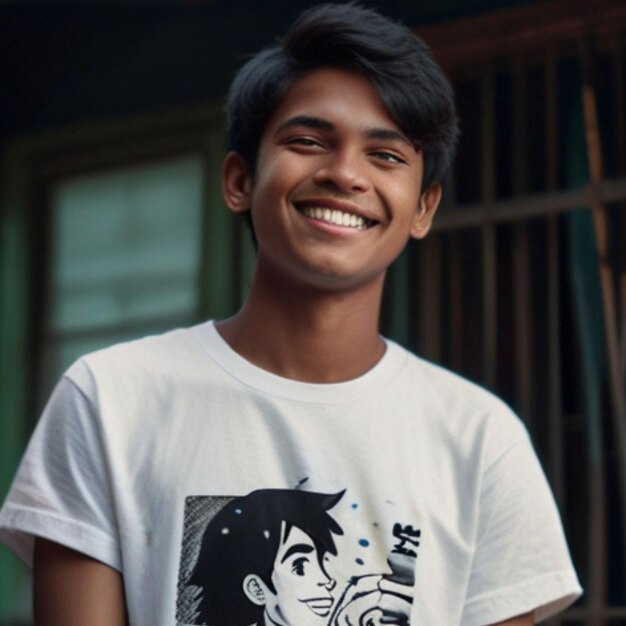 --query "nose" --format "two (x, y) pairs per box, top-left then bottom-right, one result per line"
(320, 576), (336, 591)
(312, 149), (371, 194)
